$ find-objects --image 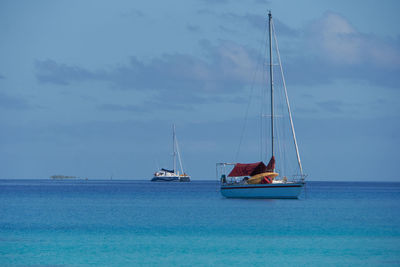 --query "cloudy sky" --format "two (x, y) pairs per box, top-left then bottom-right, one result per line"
(1, 0), (399, 181)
